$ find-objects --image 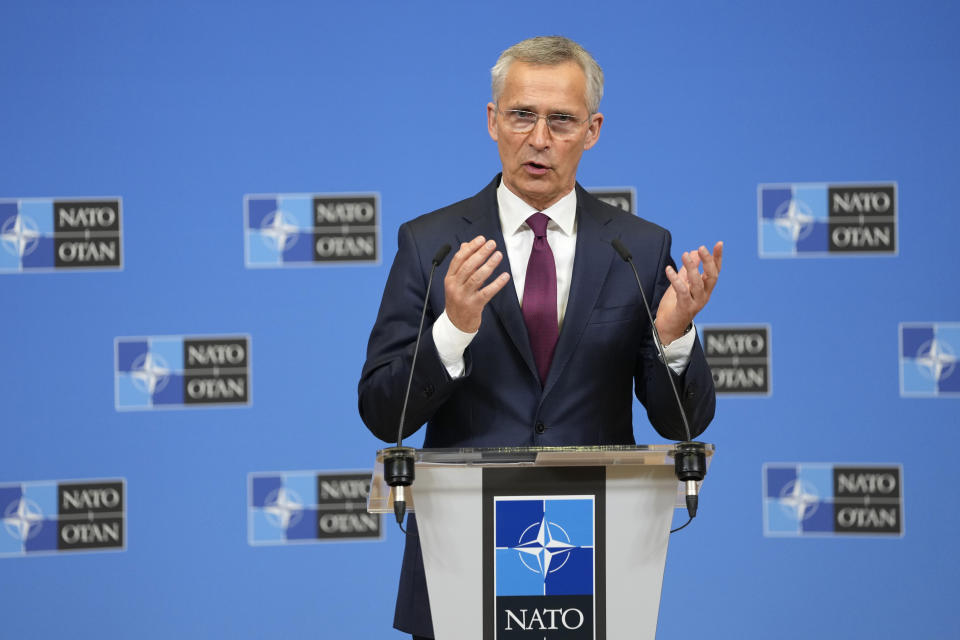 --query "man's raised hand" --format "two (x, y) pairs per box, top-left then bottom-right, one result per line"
(444, 236), (511, 333)
(654, 241), (723, 344)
